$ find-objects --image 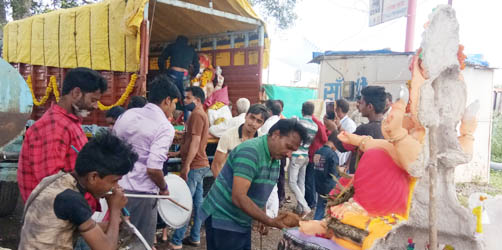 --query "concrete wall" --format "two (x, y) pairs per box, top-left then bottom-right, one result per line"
(454, 66), (494, 183)
(317, 55), (494, 183)
(317, 54), (412, 101)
